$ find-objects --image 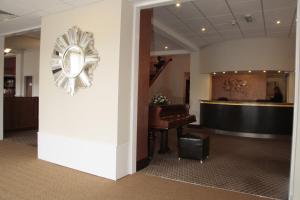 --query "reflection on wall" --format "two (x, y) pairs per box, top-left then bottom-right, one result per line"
(212, 74), (267, 101)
